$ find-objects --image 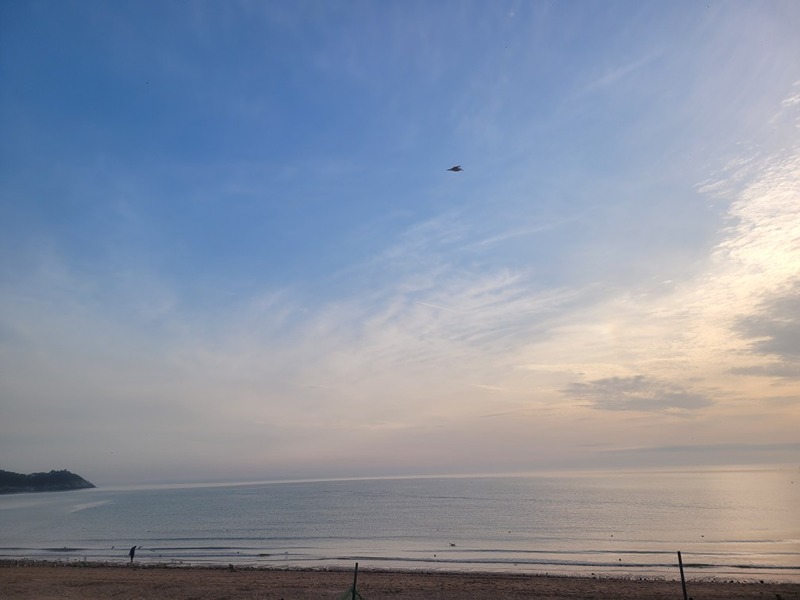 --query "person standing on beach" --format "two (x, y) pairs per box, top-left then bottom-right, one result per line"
(129, 545), (136, 563)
